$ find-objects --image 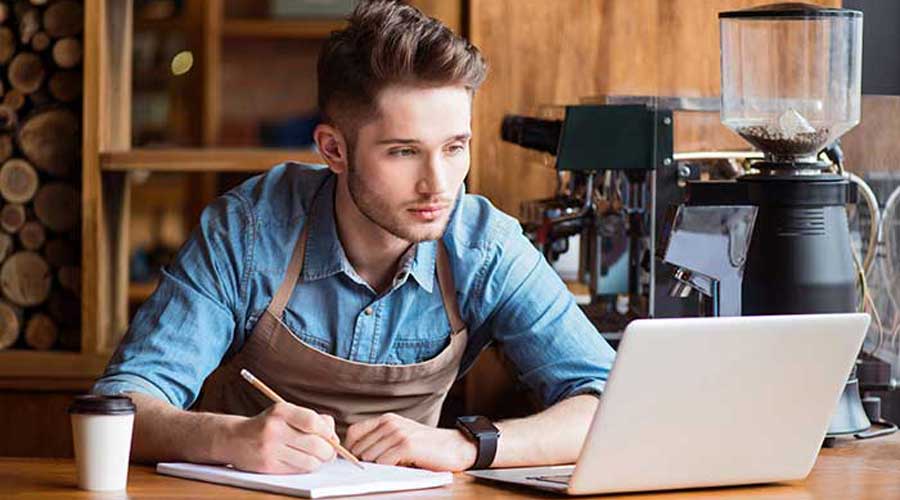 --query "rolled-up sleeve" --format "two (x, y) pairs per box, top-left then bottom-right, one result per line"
(475, 227), (616, 407)
(93, 191), (254, 409)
